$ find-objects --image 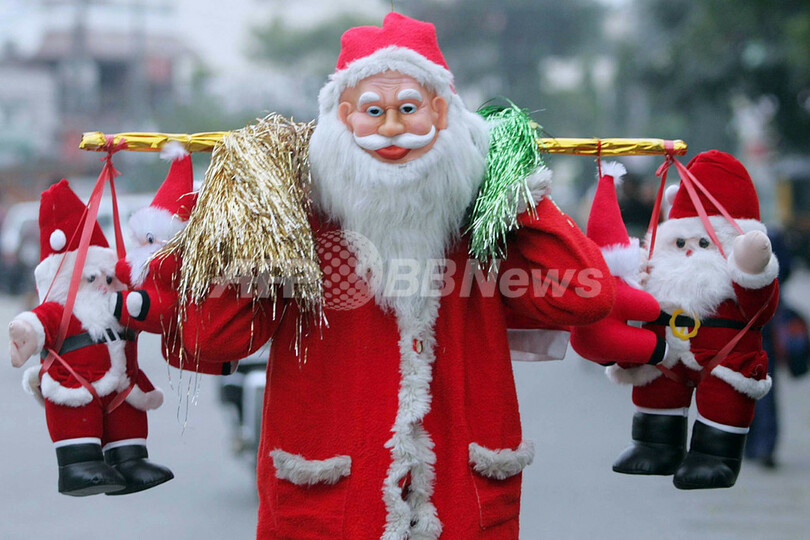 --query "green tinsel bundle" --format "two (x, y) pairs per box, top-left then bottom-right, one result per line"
(470, 102), (545, 263)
